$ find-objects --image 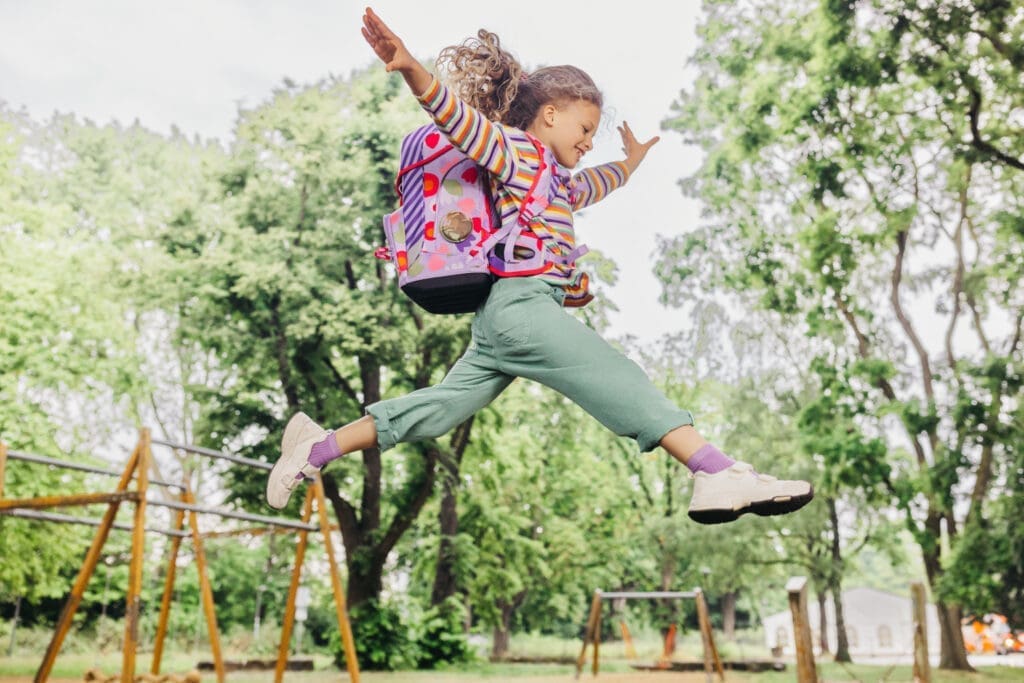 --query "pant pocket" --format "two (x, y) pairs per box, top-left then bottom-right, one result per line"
(491, 305), (533, 347)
